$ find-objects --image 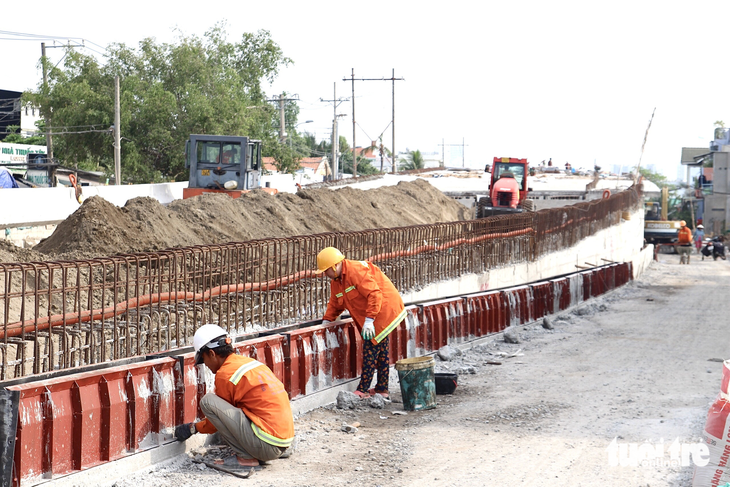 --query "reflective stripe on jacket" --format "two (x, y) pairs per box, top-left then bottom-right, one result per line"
(196, 355), (294, 447)
(323, 259), (405, 344)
